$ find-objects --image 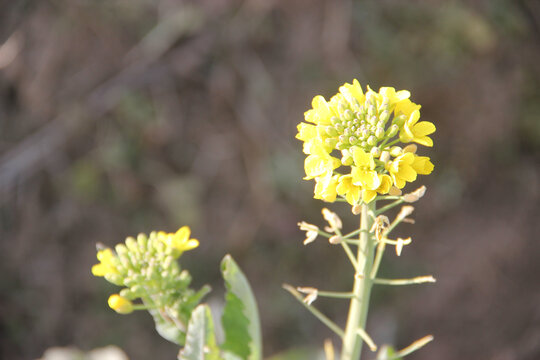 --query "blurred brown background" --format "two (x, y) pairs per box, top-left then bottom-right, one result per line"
(1, 0), (539, 359)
